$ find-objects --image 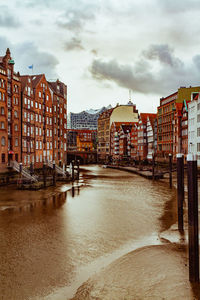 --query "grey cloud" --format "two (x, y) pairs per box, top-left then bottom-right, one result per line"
(0, 5), (21, 27)
(158, 0), (200, 13)
(90, 44), (200, 96)
(90, 59), (155, 94)
(0, 37), (58, 79)
(64, 37), (84, 51)
(56, 1), (99, 32)
(142, 44), (183, 68)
